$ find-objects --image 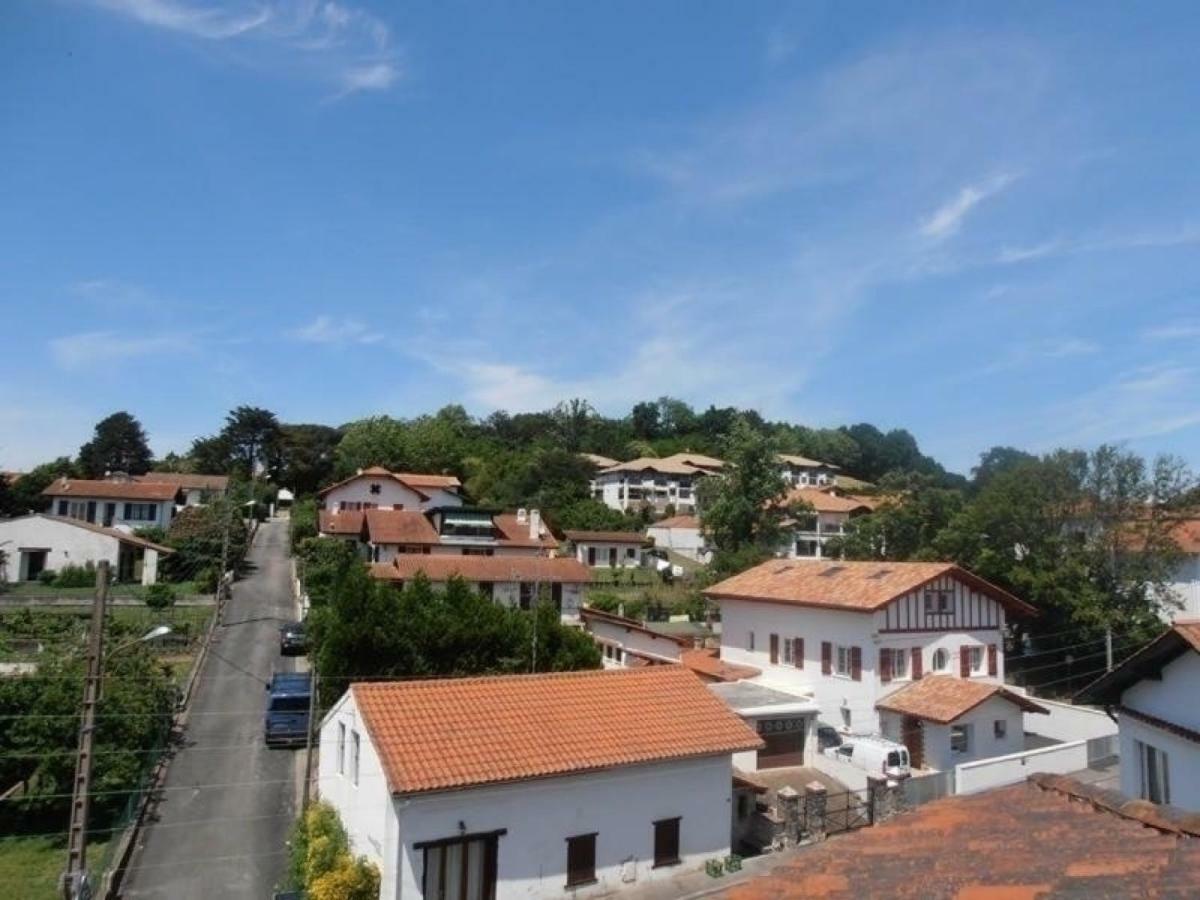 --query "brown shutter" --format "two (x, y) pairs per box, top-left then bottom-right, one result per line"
(987, 643), (998, 676)
(911, 647), (923, 680)
(850, 646), (862, 682)
(821, 641), (832, 675)
(960, 645), (971, 678)
(792, 638), (804, 669)
(880, 648), (892, 683)
(769, 634), (779, 665)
